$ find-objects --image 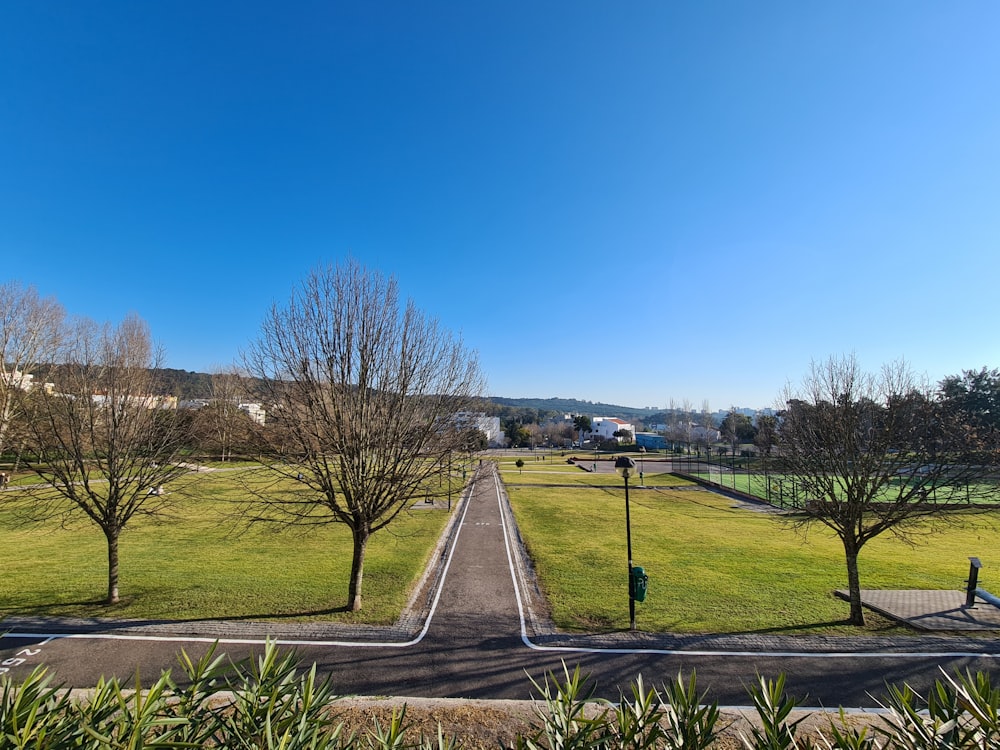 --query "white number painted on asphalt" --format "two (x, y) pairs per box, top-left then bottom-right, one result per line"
(0, 646), (47, 674)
